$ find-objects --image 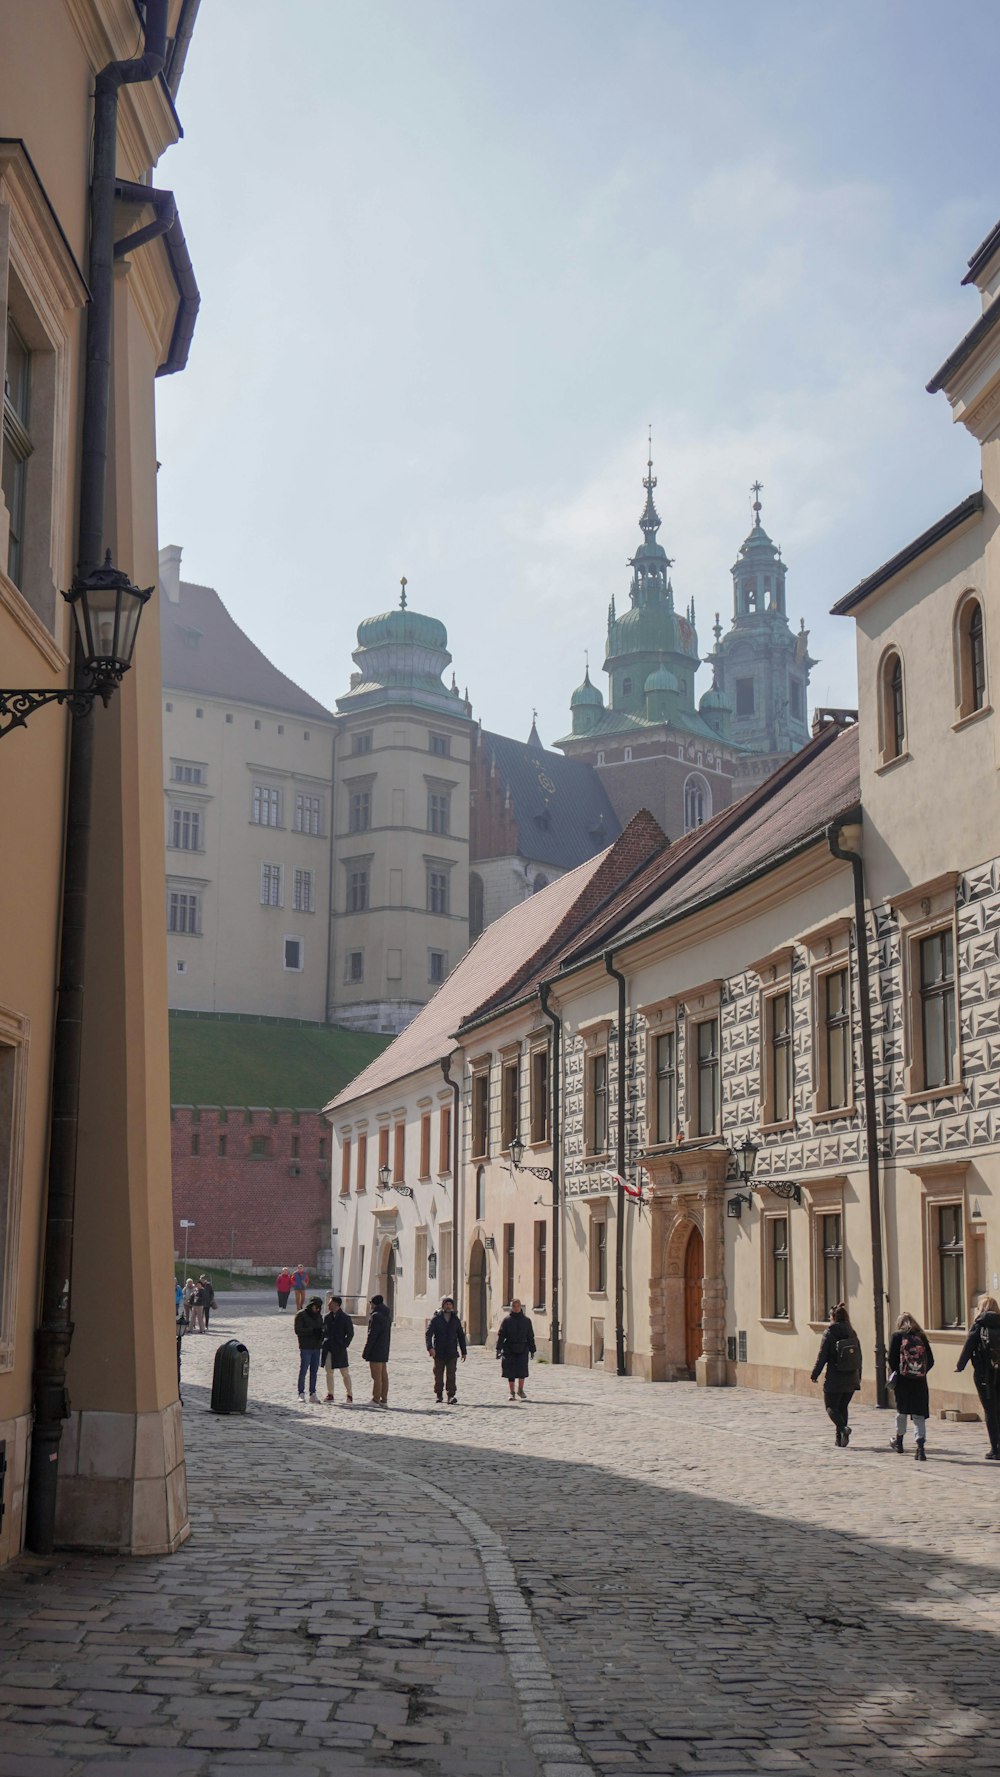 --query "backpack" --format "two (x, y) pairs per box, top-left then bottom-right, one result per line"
(833, 1334), (861, 1377)
(979, 1323), (1000, 1370)
(898, 1332), (928, 1378)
